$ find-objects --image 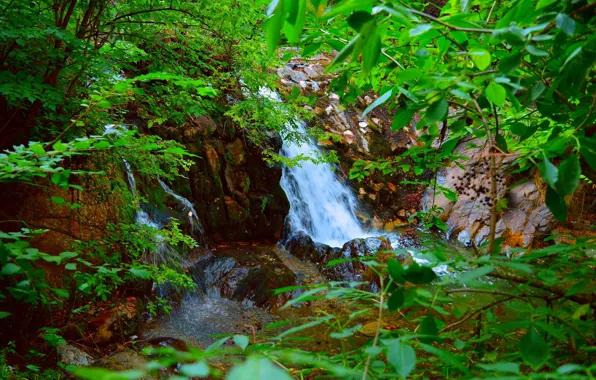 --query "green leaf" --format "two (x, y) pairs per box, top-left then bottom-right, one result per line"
(387, 288), (405, 311)
(454, 339), (465, 350)
(330, 324), (362, 339)
(410, 24), (432, 37)
(363, 31), (381, 75)
(526, 45), (548, 57)
(556, 154), (580, 197)
(538, 156), (558, 189)
(234, 335), (250, 350)
(545, 185), (567, 223)
(557, 364), (584, 375)
(1, 263), (22, 276)
(60, 251), (78, 259)
(73, 367), (145, 380)
(65, 263), (77, 270)
(324, 0), (374, 19)
(477, 362), (520, 374)
(328, 35), (360, 70)
(387, 258), (405, 284)
(362, 90), (393, 119)
(347, 11), (373, 31)
(536, 0), (557, 9)
(0, 312), (12, 319)
(485, 82), (506, 107)
(509, 122), (527, 137)
(392, 109), (415, 131)
(555, 13), (575, 36)
(96, 99), (112, 108)
(52, 288), (70, 298)
(405, 262), (436, 285)
(469, 48), (491, 70)
(52, 141), (68, 152)
(518, 328), (550, 370)
(499, 52), (521, 73)
(226, 357), (292, 380)
(572, 304), (590, 320)
(181, 361), (210, 377)
(450, 119), (466, 133)
(419, 315), (439, 343)
(418, 343), (465, 369)
(266, 0), (285, 57)
(129, 268), (151, 280)
(30, 143), (45, 156)
(425, 97), (448, 124)
(455, 265), (494, 284)
(496, 134), (508, 153)
(387, 342), (416, 379)
(206, 336), (230, 351)
(283, 0), (306, 43)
